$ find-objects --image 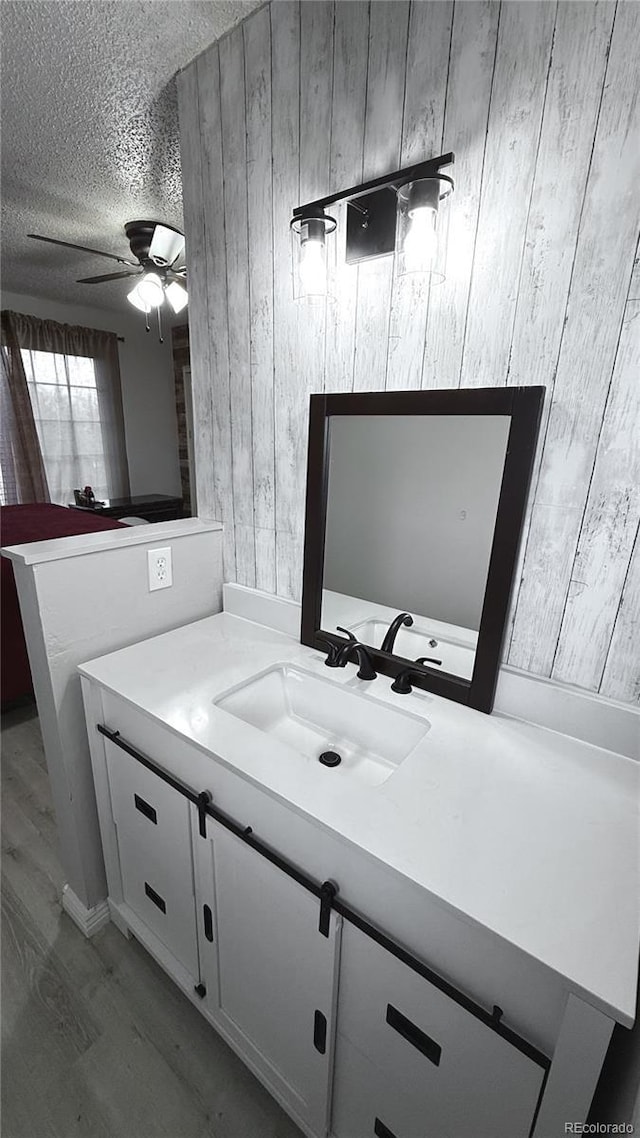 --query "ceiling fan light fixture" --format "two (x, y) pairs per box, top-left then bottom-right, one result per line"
(126, 282), (151, 312)
(165, 279), (189, 314)
(149, 224), (185, 268)
(136, 271), (164, 308)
